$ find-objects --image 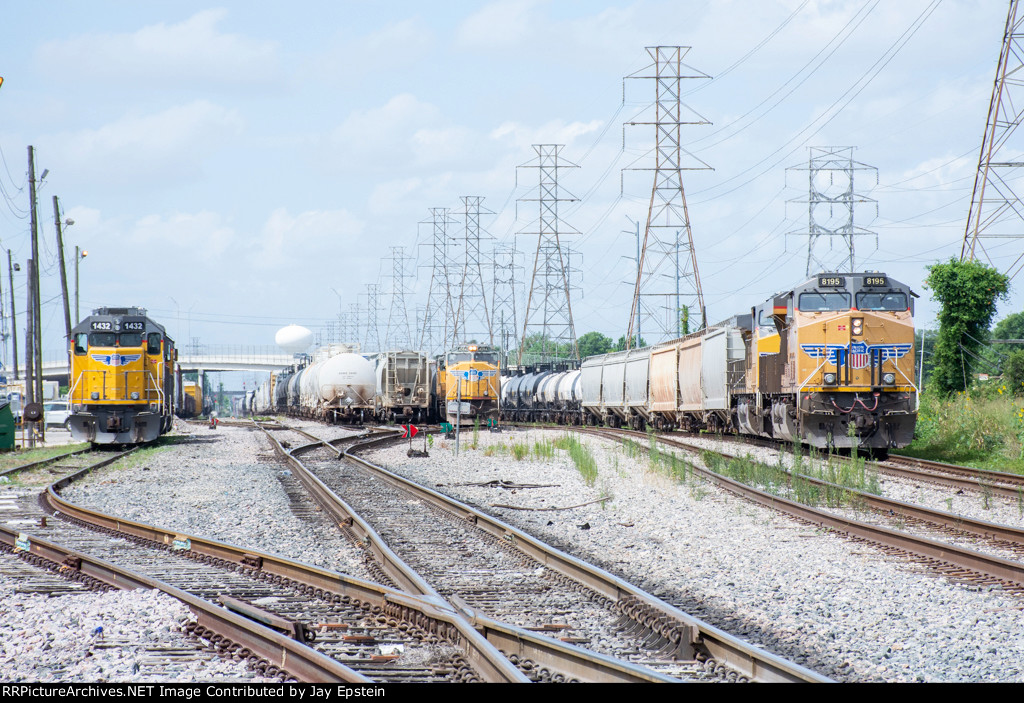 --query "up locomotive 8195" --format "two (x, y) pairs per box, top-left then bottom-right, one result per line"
(515, 272), (916, 453)
(67, 307), (177, 444)
(735, 272), (916, 451)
